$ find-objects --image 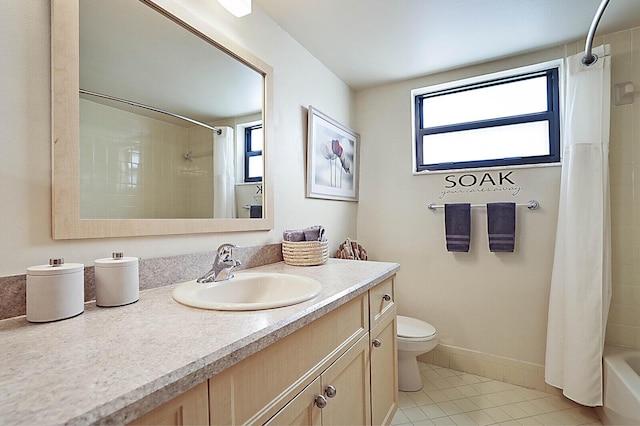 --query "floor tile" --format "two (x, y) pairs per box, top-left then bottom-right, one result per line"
(441, 387), (466, 401)
(399, 391), (418, 408)
(452, 397), (480, 413)
(392, 409), (411, 425)
(448, 412), (478, 425)
(419, 403), (447, 419)
(425, 389), (451, 403)
(514, 400), (547, 416)
(457, 384), (481, 398)
(431, 416), (456, 425)
(483, 406), (514, 423)
(432, 377), (455, 390)
(396, 364), (601, 426)
(403, 406), (429, 423)
(412, 420), (436, 426)
(466, 409), (497, 426)
(467, 395), (496, 409)
(436, 401), (464, 416)
(515, 416), (544, 425)
(408, 391), (435, 406)
(500, 403), (530, 419)
(459, 373), (483, 385)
